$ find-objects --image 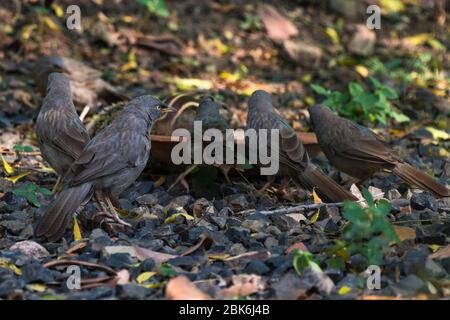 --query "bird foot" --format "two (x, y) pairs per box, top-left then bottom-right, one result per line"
(93, 211), (133, 235)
